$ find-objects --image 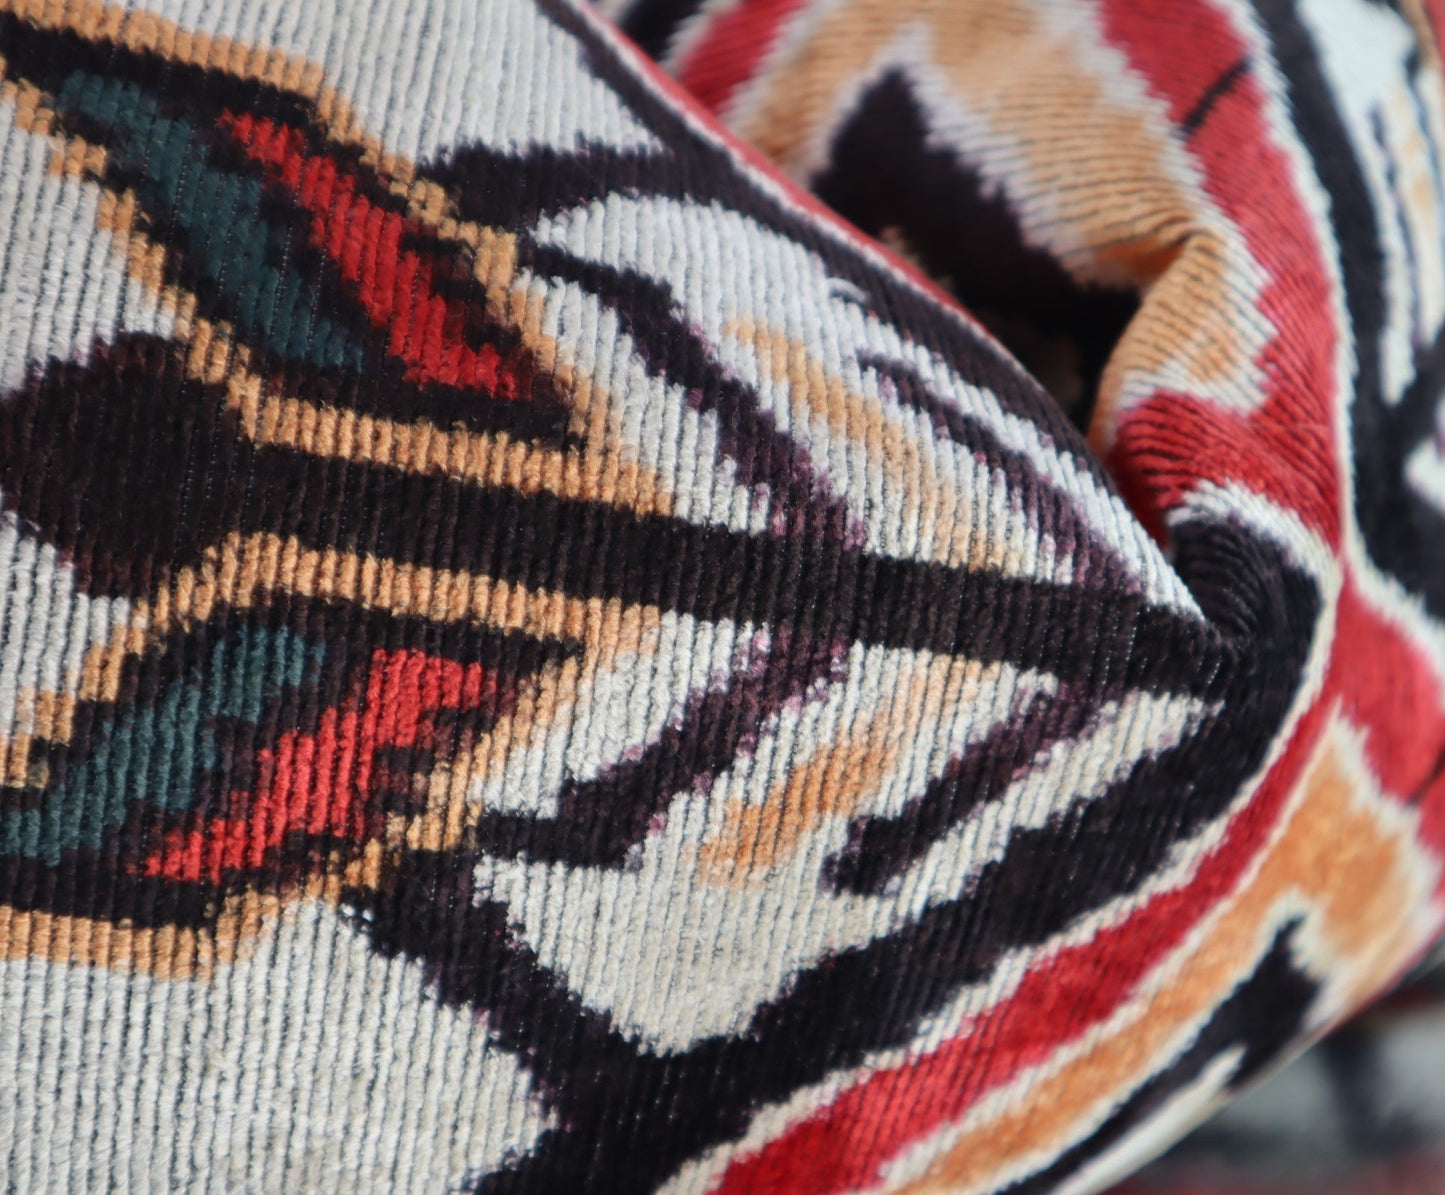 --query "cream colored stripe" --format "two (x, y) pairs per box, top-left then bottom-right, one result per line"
(71, 531), (664, 702)
(177, 324), (677, 518)
(0, 889), (285, 979)
(3, 5), (721, 531)
(398, 600), (678, 853)
(0, 0), (405, 177)
(891, 717), (1433, 1194)
(154, 530), (657, 647)
(4, 39), (687, 520)
(696, 655), (1003, 883)
(3, 72), (677, 519)
(729, 321), (1035, 572)
(730, 0), (1262, 433)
